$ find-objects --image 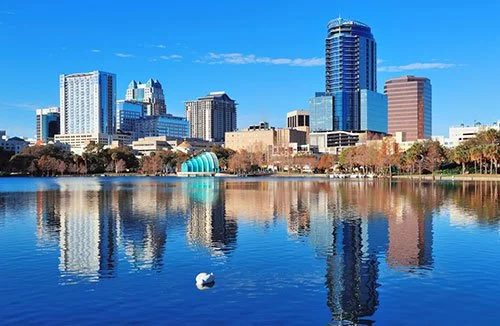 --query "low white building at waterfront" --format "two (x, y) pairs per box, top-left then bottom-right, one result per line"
(431, 120), (499, 148)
